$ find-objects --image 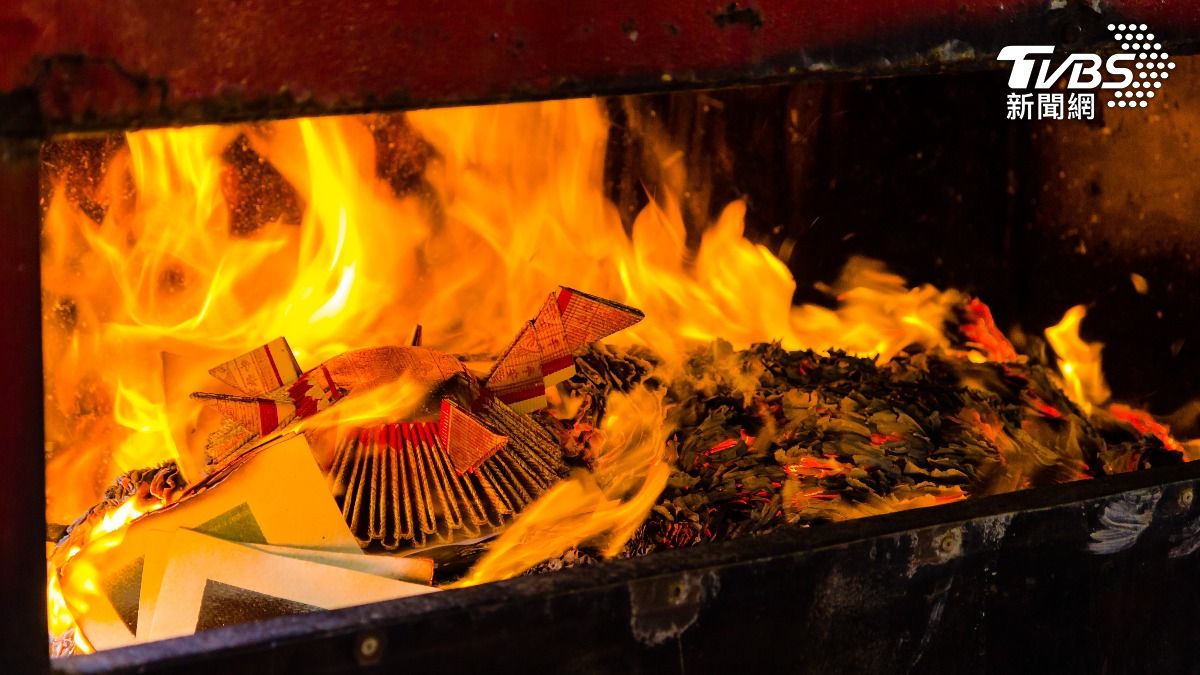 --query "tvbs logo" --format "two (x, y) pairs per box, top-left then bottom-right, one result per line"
(998, 23), (1174, 120)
